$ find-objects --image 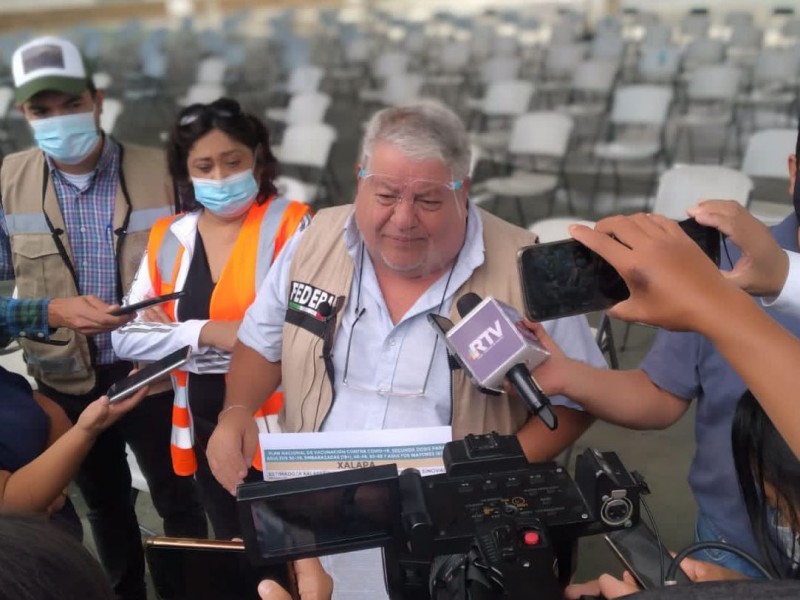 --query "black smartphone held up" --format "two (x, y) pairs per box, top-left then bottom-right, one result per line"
(109, 291), (186, 317)
(604, 522), (692, 590)
(144, 537), (296, 600)
(106, 346), (191, 403)
(518, 218), (721, 321)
